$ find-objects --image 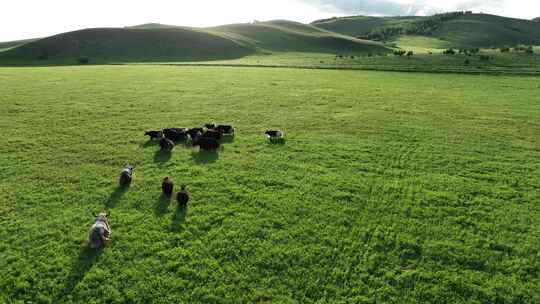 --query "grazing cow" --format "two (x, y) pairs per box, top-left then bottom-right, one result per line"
(160, 138), (175, 151)
(119, 165), (134, 187)
(163, 128), (188, 142)
(177, 185), (189, 205)
(192, 136), (220, 151)
(187, 128), (204, 139)
(203, 129), (223, 140)
(88, 212), (111, 249)
(145, 130), (163, 140)
(162, 177), (174, 198)
(216, 125), (235, 136)
(204, 123), (216, 129)
(265, 130), (284, 139)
